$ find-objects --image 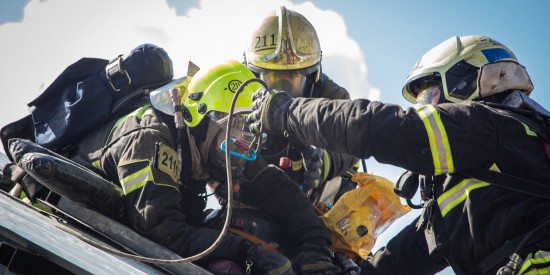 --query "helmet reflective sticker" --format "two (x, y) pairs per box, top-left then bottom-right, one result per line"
(481, 48), (513, 63)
